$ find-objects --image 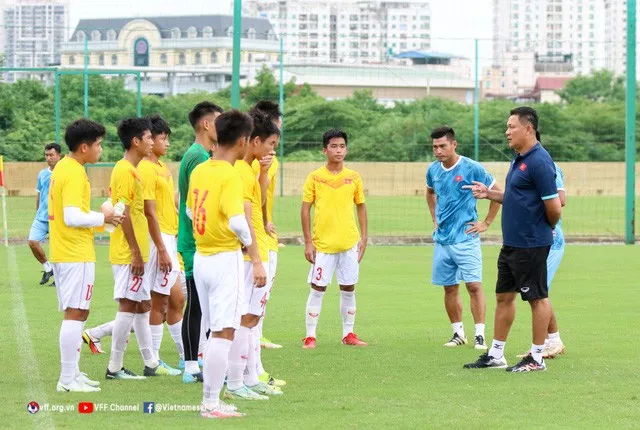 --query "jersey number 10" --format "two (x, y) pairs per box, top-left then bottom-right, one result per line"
(192, 189), (209, 235)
